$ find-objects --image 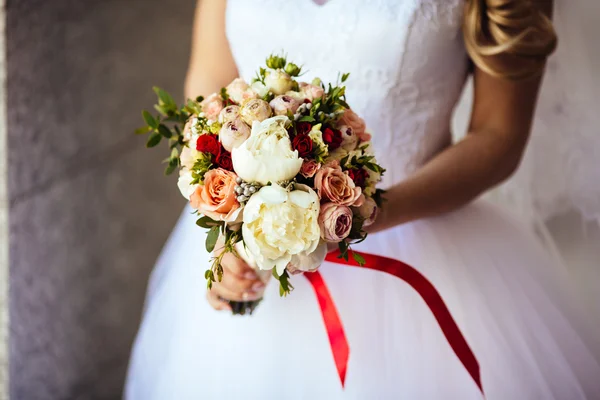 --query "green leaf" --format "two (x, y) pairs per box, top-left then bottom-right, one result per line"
(146, 133), (162, 148)
(170, 147), (179, 159)
(158, 124), (172, 138)
(205, 225), (220, 253)
(341, 72), (350, 83)
(298, 116), (315, 123)
(164, 163), (177, 175)
(142, 110), (158, 129)
(196, 215), (220, 229)
(134, 126), (151, 135)
(352, 251), (366, 266)
(153, 86), (176, 109)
